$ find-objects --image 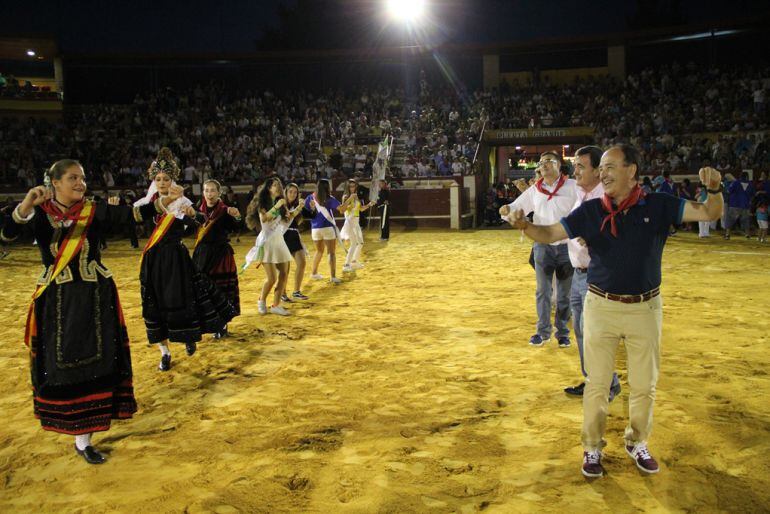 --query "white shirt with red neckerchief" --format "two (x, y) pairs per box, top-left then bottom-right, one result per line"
(504, 177), (579, 245)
